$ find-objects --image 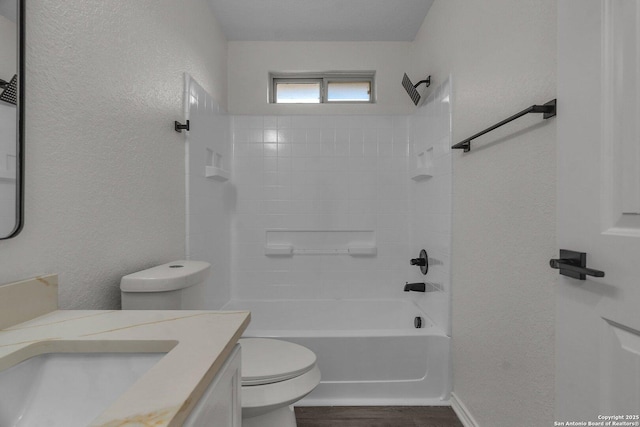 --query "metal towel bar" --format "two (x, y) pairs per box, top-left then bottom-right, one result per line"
(452, 99), (556, 152)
